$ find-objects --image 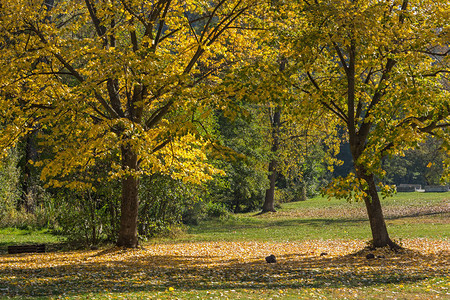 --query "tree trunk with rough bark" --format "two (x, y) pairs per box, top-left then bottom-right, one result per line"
(262, 58), (287, 213)
(20, 132), (38, 213)
(355, 165), (399, 249)
(116, 144), (140, 248)
(262, 160), (277, 212)
(262, 107), (281, 213)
